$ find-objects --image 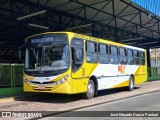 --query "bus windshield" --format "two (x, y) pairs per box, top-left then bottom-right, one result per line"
(25, 34), (70, 71)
